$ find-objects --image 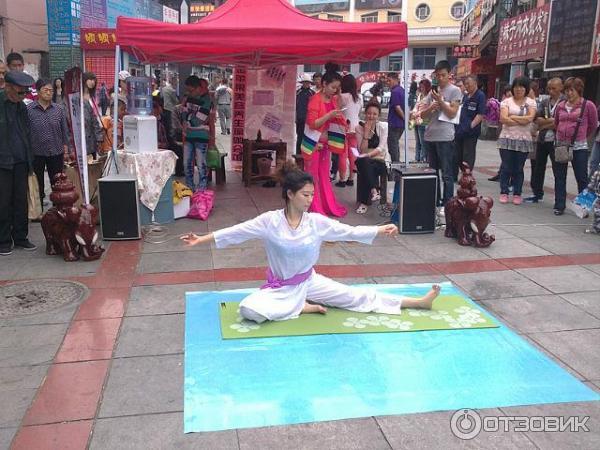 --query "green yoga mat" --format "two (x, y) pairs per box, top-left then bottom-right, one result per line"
(219, 294), (498, 339)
